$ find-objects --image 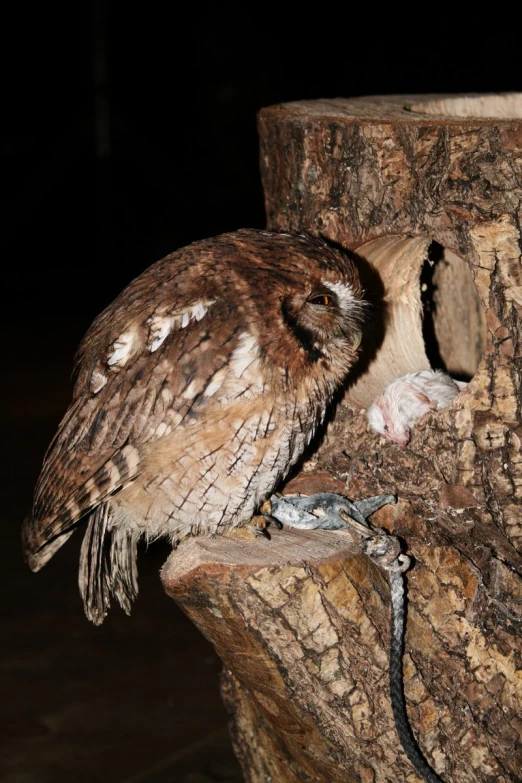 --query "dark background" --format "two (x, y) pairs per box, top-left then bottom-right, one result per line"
(2, 5), (519, 782)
